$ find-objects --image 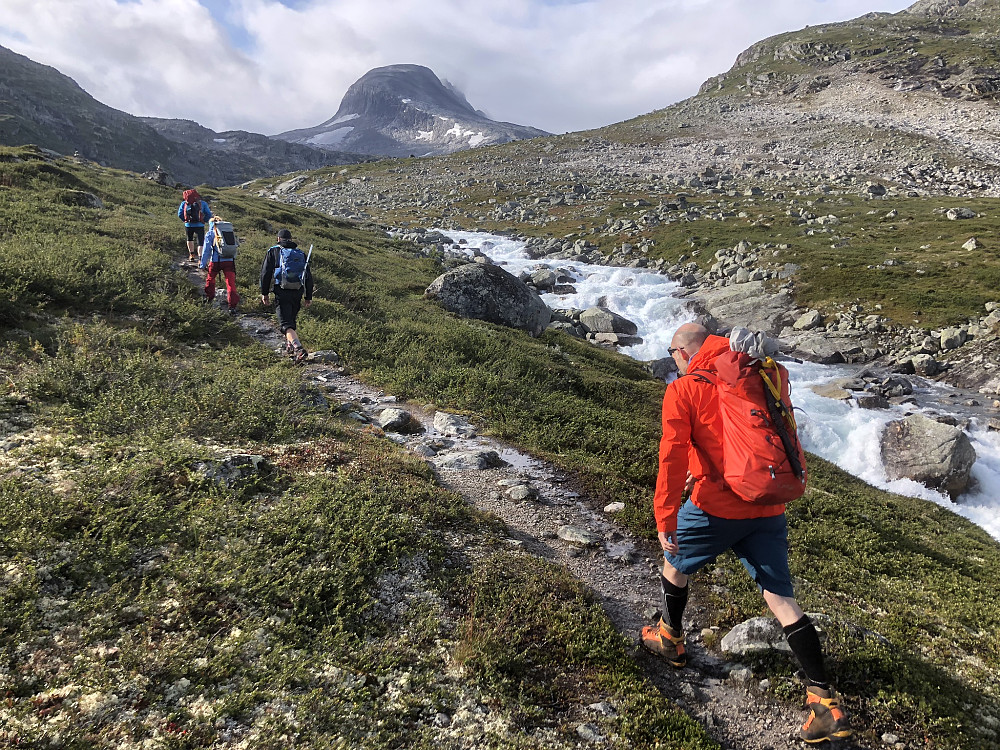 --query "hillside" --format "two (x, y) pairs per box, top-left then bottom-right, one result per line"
(0, 45), (365, 187)
(2, 146), (1000, 748)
